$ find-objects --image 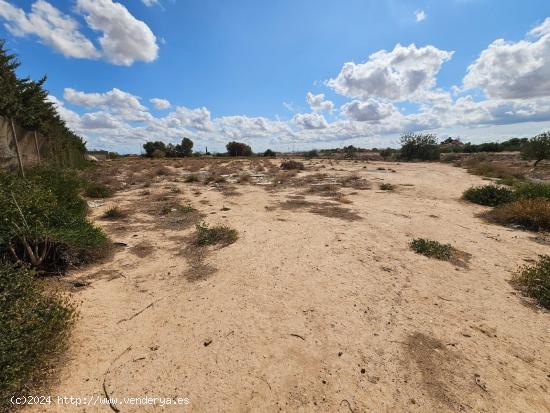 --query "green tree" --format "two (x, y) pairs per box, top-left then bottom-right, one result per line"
(143, 141), (167, 157)
(177, 137), (193, 157)
(522, 132), (550, 167)
(399, 133), (440, 161)
(226, 141), (252, 156)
